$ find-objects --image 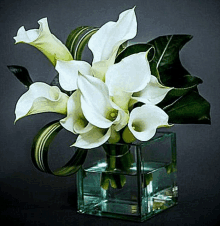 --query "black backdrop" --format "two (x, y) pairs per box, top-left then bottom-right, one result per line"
(1, 0), (220, 225)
